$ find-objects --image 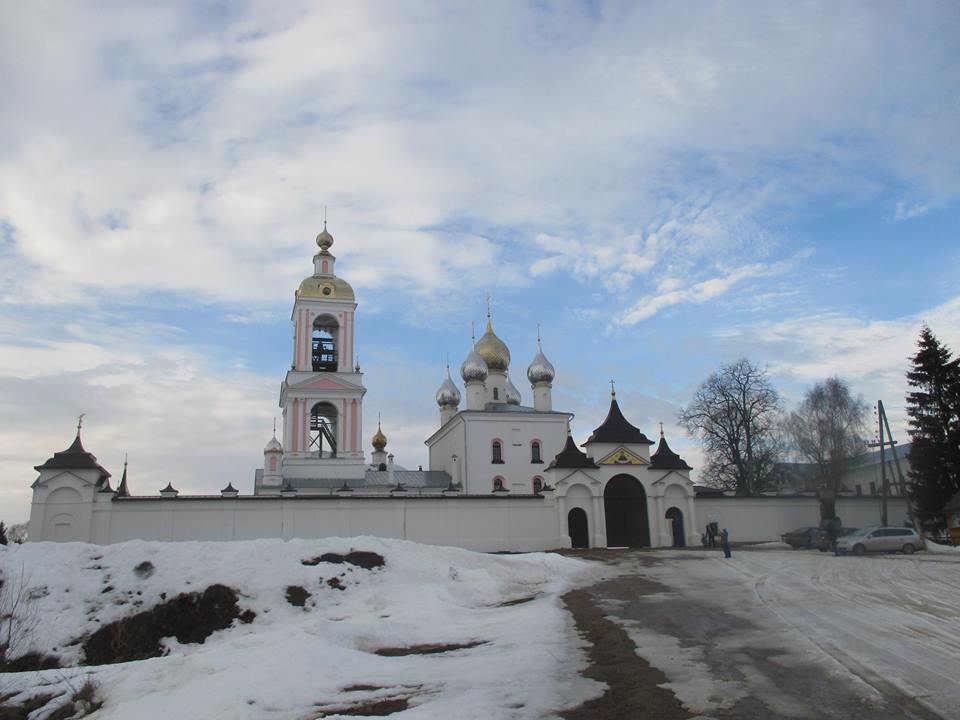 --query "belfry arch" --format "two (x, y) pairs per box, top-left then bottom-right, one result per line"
(312, 314), (339, 372)
(604, 474), (650, 547)
(309, 401), (338, 457)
